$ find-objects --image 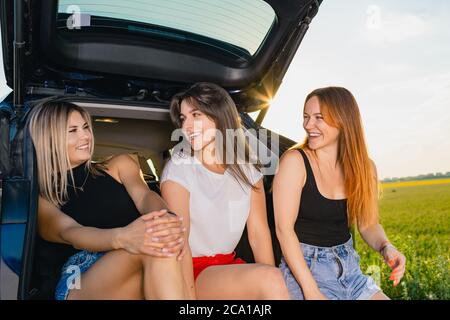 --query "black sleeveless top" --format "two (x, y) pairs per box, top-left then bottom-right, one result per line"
(33, 162), (141, 298)
(294, 149), (351, 247)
